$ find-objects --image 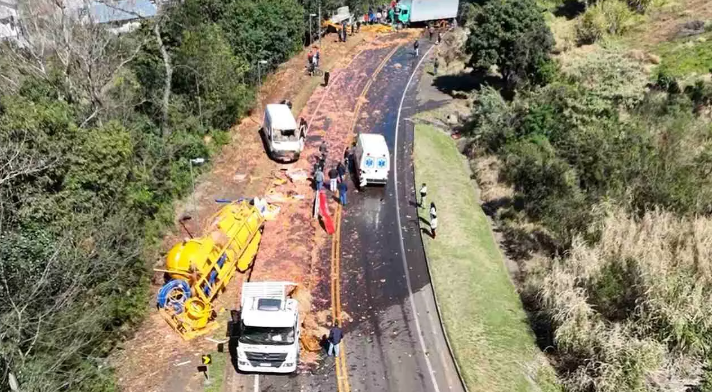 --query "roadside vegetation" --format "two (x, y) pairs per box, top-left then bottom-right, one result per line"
(0, 1), (308, 390)
(444, 0), (712, 390)
(414, 124), (559, 391)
